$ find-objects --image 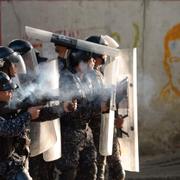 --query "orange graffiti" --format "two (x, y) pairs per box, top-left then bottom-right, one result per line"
(160, 23), (180, 101)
